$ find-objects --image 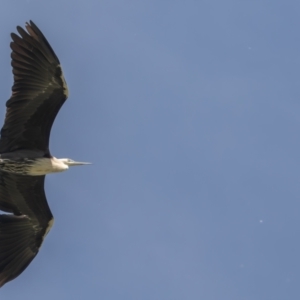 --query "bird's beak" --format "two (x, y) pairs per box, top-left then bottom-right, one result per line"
(69, 161), (91, 166)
